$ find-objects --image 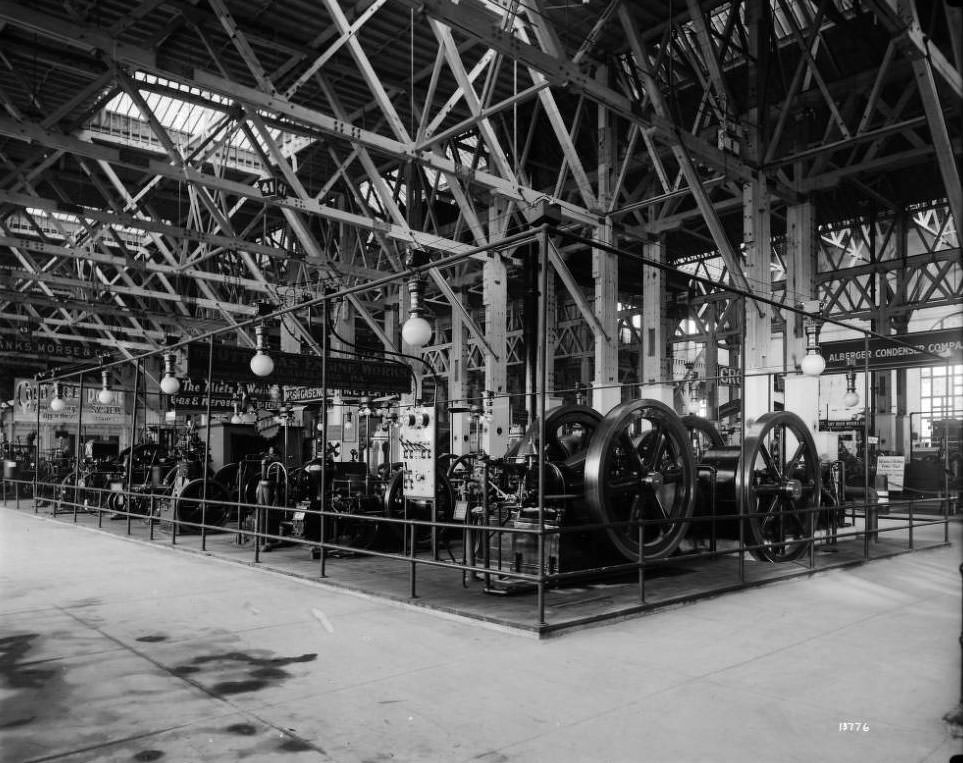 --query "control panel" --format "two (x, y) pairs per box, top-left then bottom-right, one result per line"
(399, 404), (436, 500)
